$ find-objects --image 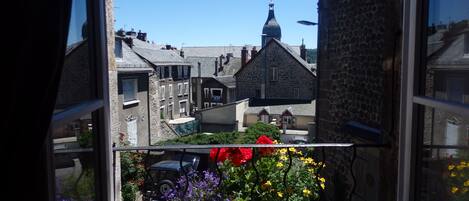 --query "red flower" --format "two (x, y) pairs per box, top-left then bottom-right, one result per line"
(256, 135), (274, 156)
(227, 148), (253, 166)
(210, 148), (228, 162)
(209, 147), (253, 166)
